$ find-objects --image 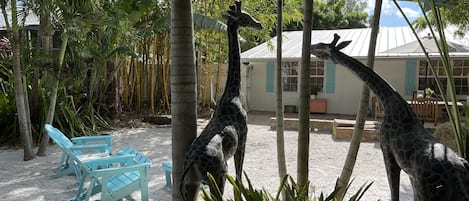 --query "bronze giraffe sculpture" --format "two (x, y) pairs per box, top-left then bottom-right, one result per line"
(311, 33), (469, 201)
(180, 1), (262, 201)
